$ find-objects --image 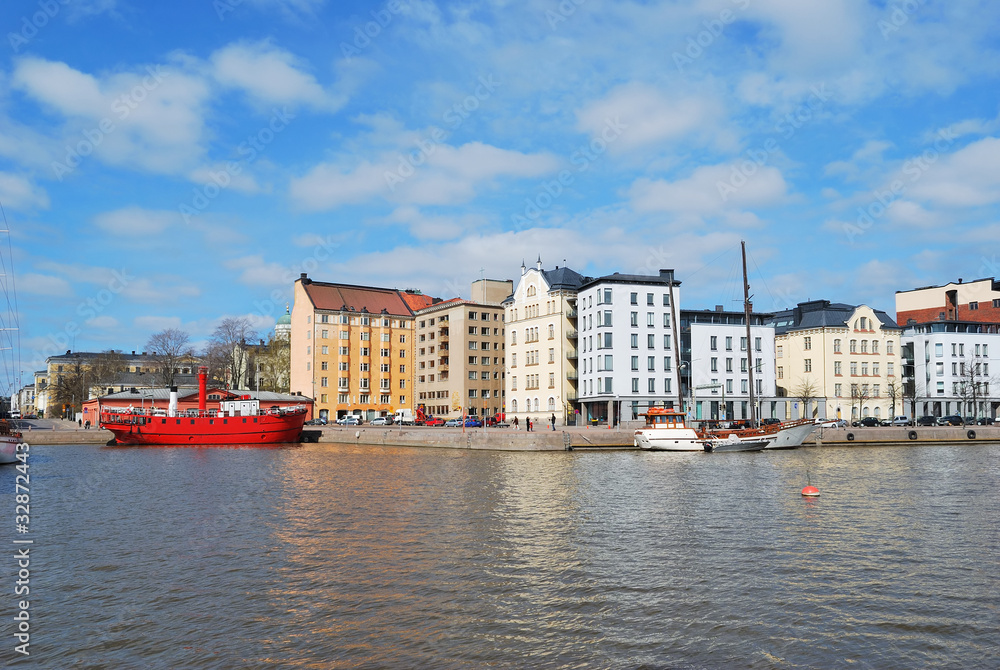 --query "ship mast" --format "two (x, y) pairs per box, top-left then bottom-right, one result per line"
(742, 241), (757, 426)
